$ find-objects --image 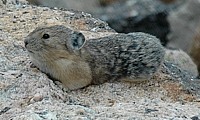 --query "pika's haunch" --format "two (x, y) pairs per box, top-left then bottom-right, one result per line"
(25, 25), (165, 90)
